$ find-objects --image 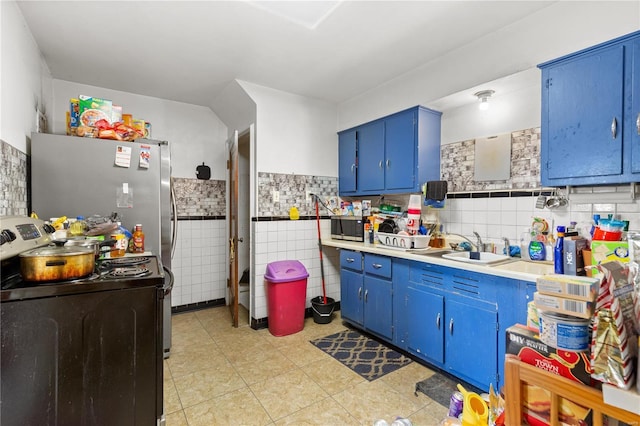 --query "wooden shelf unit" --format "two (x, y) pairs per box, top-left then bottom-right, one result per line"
(504, 355), (640, 425)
